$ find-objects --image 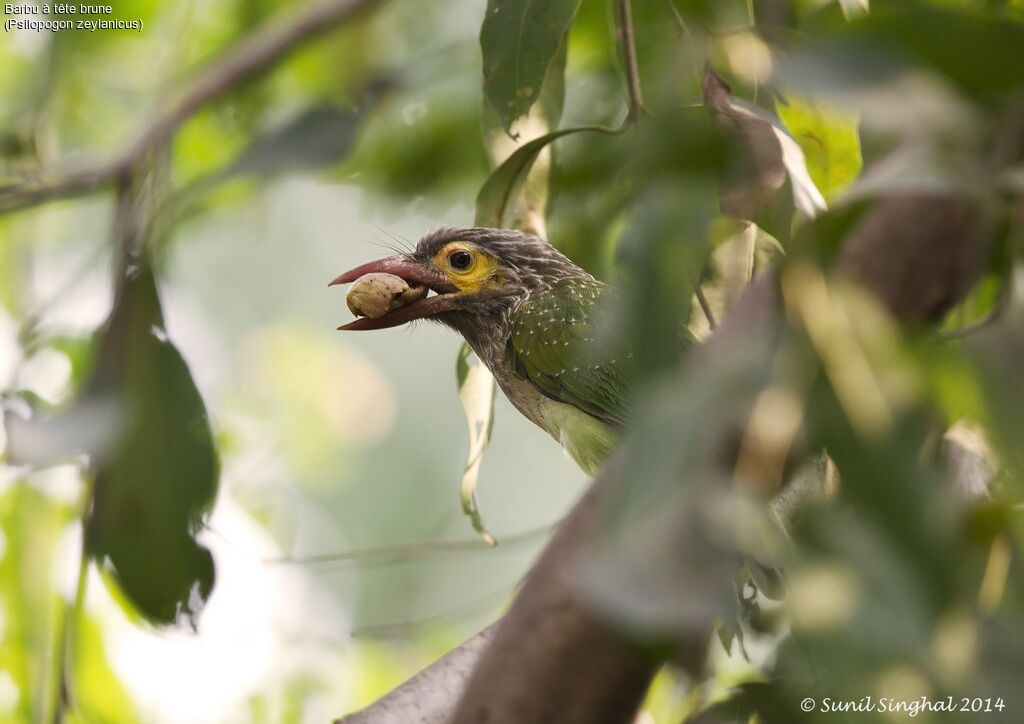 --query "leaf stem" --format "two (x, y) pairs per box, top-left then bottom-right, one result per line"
(208, 521), (555, 568)
(615, 0), (647, 121)
(51, 501), (92, 723)
(692, 274), (717, 330)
